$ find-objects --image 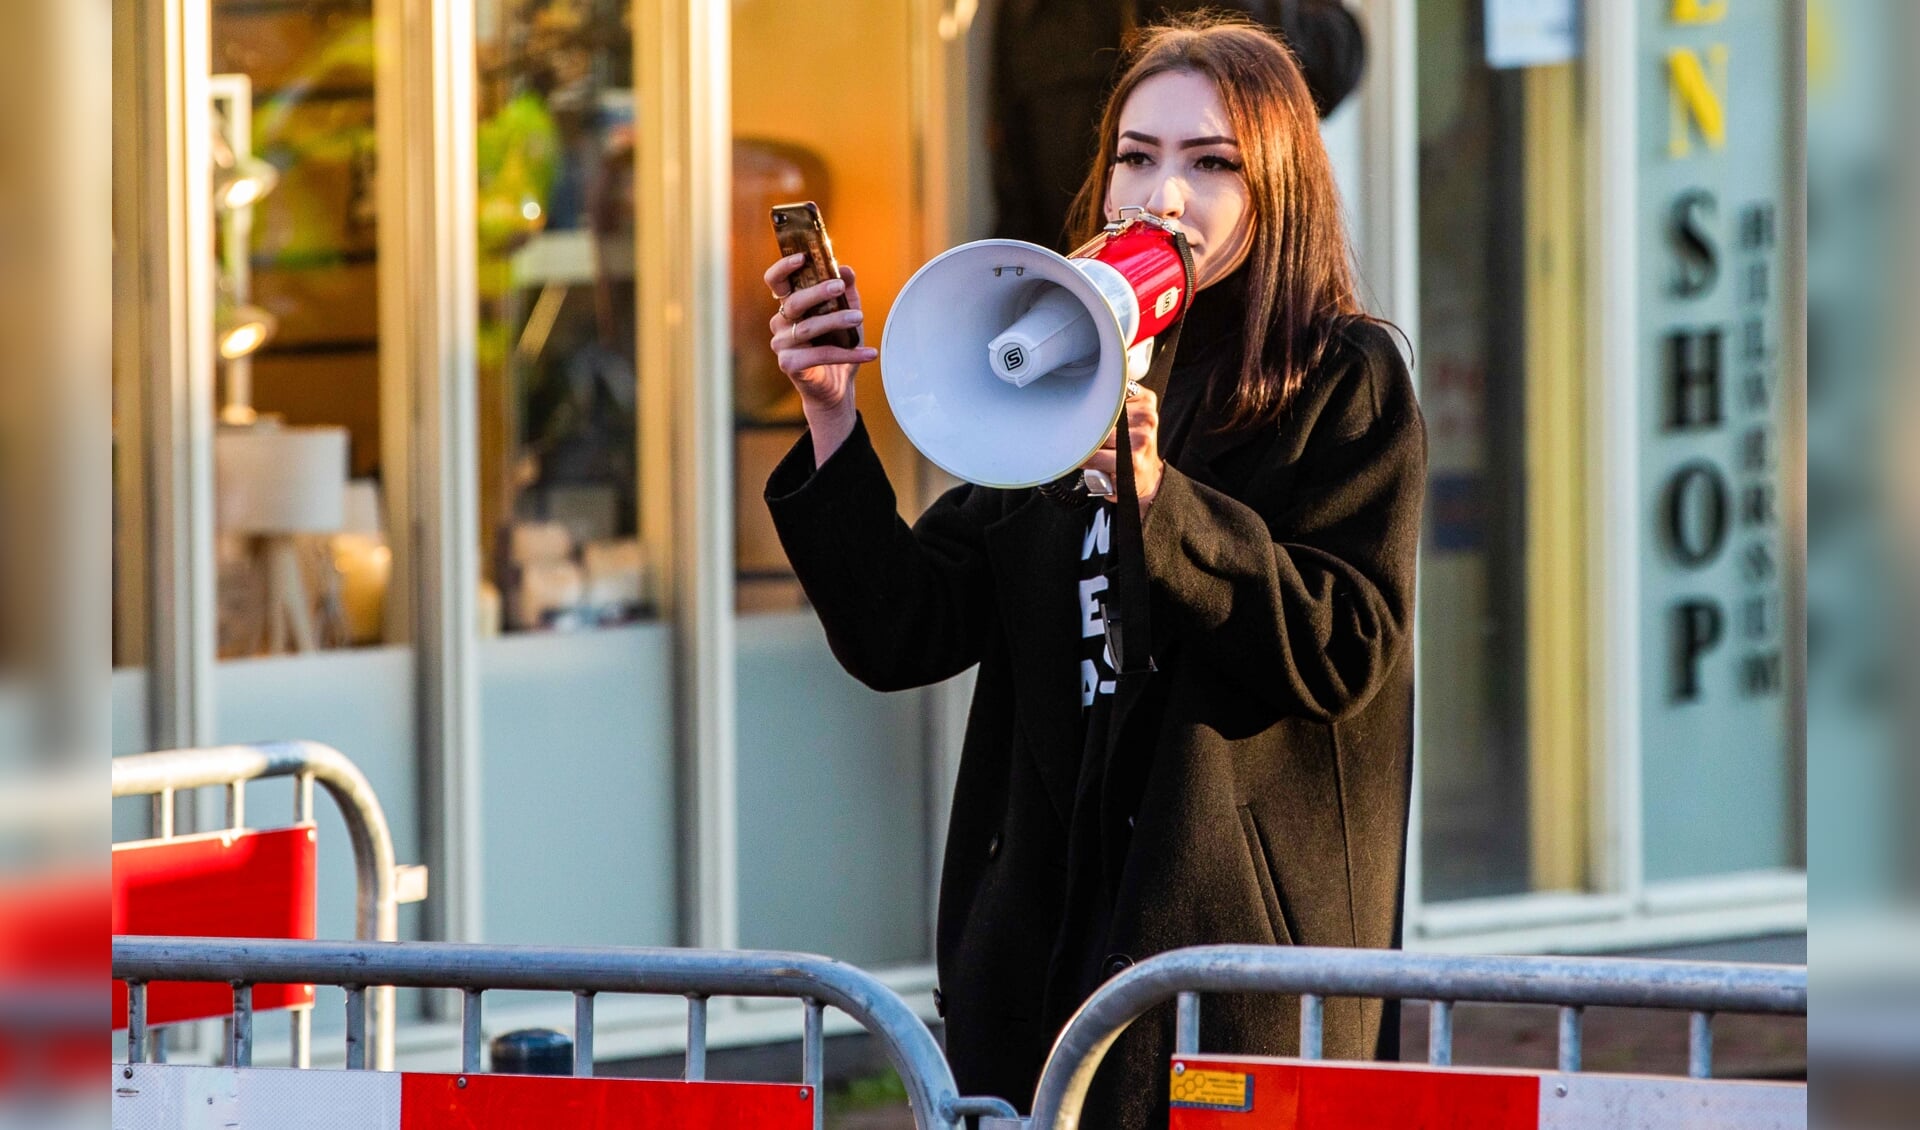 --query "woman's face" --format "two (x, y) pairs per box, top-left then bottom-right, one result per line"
(1105, 69), (1255, 290)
